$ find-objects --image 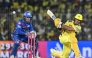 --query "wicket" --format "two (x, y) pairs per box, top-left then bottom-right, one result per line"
(28, 33), (36, 58)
